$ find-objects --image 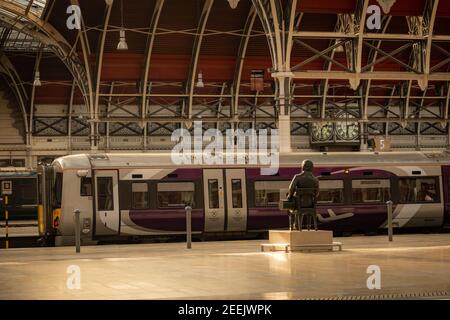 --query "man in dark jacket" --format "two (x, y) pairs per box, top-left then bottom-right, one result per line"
(287, 160), (319, 230)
